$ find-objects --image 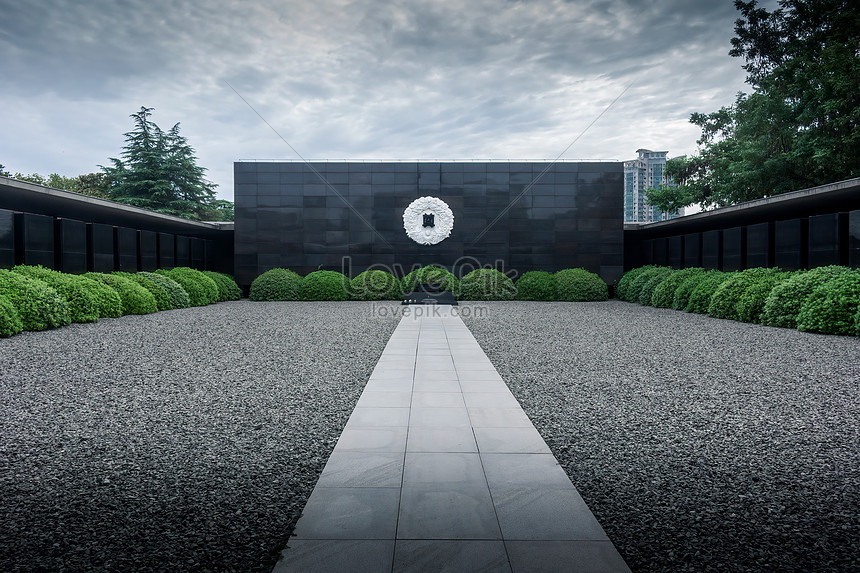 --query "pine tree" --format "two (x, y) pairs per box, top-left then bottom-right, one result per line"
(102, 107), (218, 220)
